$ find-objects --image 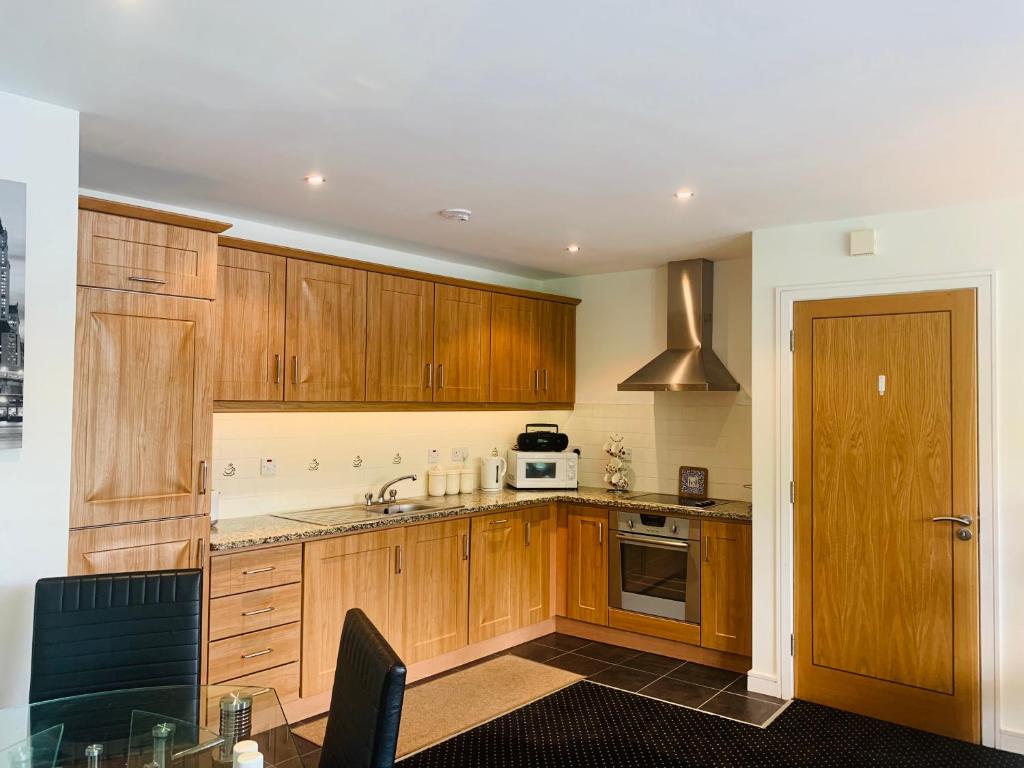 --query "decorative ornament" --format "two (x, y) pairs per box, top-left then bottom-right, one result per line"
(603, 433), (632, 492)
